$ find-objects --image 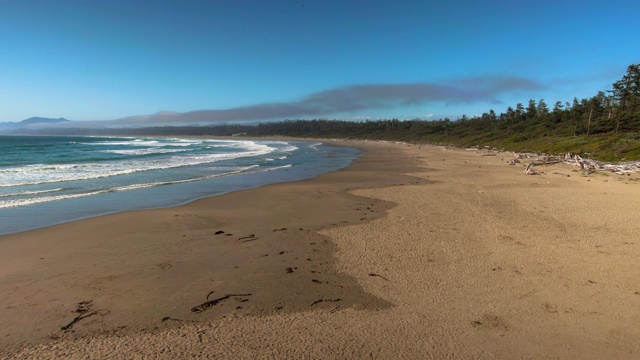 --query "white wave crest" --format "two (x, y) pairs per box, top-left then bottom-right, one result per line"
(0, 141), (276, 188)
(0, 190), (108, 209)
(279, 145), (299, 152)
(100, 148), (188, 155)
(0, 164), (281, 209)
(0, 188), (64, 198)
